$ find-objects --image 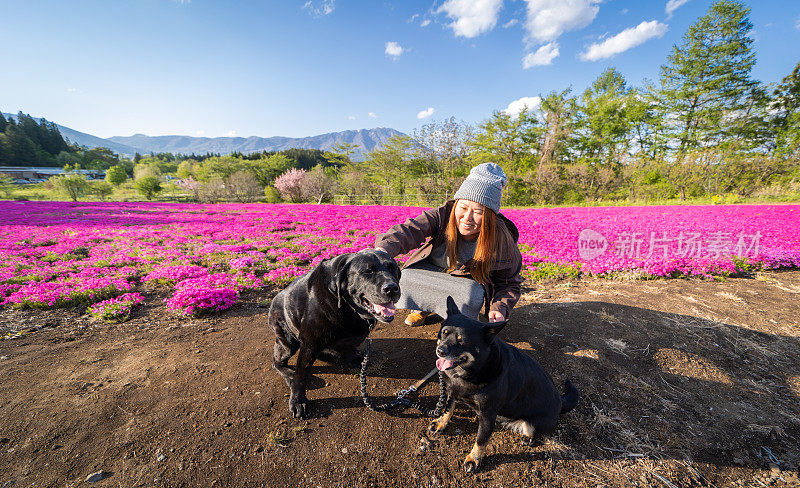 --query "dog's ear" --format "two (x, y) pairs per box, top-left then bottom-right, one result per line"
(446, 296), (460, 317)
(483, 320), (508, 342)
(327, 254), (351, 308)
(335, 262), (351, 308)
